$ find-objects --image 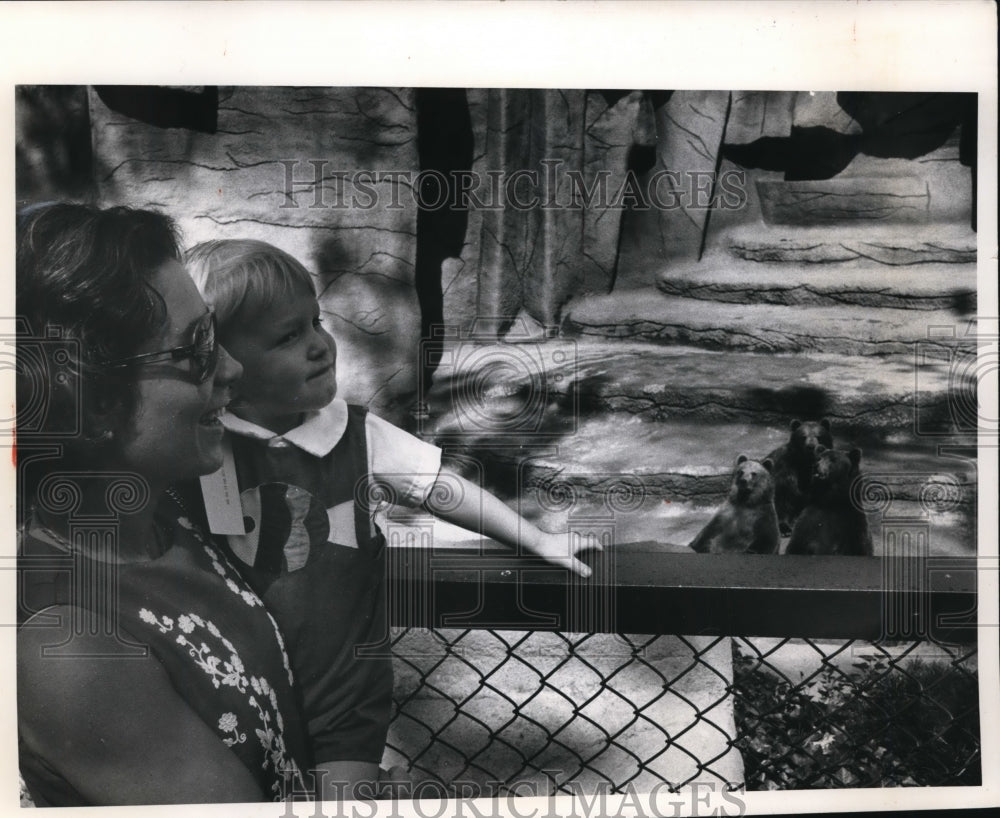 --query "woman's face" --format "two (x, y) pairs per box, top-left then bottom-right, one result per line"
(113, 260), (242, 485)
